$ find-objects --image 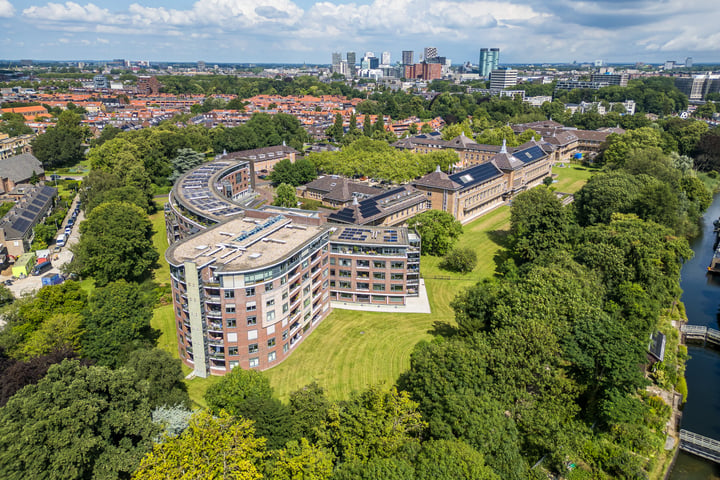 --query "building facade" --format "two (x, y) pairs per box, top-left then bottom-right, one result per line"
(490, 69), (517, 90)
(479, 48), (499, 77)
(402, 51), (414, 66)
